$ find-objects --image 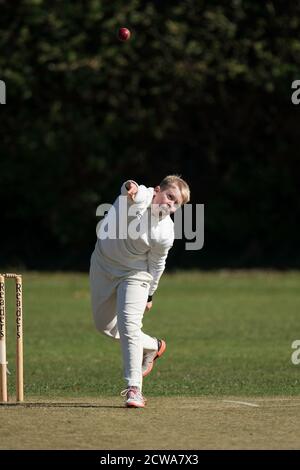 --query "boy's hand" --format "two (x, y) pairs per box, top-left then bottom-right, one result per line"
(145, 301), (153, 312)
(126, 181), (138, 201)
